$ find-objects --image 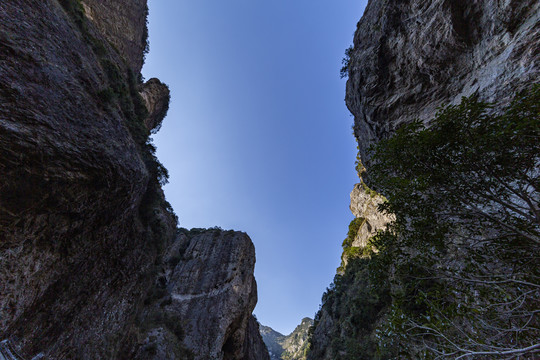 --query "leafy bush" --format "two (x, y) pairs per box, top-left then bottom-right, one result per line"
(309, 85), (540, 360)
(366, 85), (540, 358)
(340, 46), (354, 79)
(308, 258), (392, 360)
